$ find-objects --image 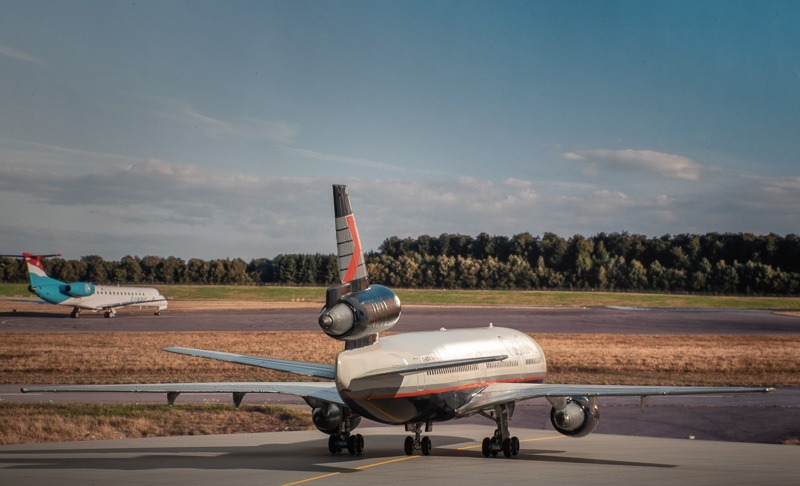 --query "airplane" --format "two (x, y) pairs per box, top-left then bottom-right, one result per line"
(22, 185), (772, 458)
(1, 252), (168, 318)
